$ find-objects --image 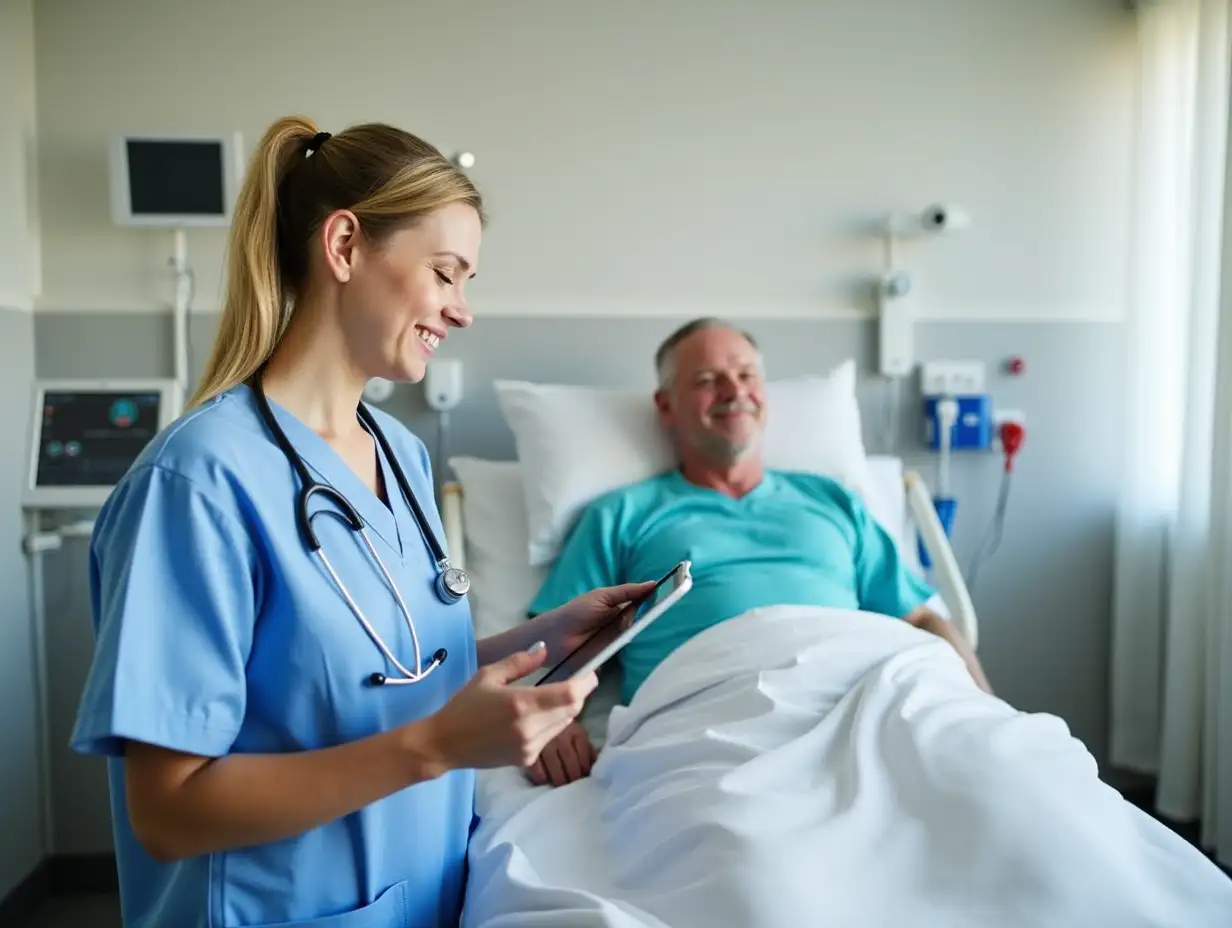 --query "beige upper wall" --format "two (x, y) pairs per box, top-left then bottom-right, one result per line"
(0, 0), (41, 311)
(32, 0), (1136, 320)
